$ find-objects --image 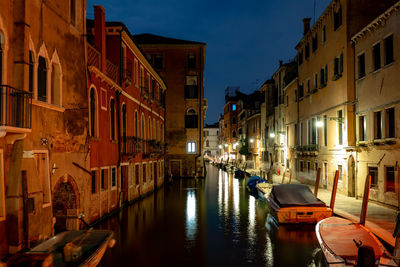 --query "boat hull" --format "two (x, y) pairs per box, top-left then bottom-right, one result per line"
(316, 217), (397, 266)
